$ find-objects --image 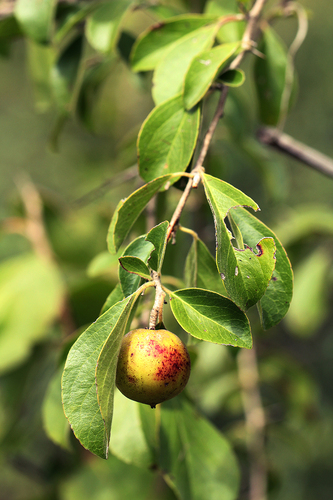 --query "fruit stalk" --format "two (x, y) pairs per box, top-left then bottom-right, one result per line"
(149, 271), (166, 330)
